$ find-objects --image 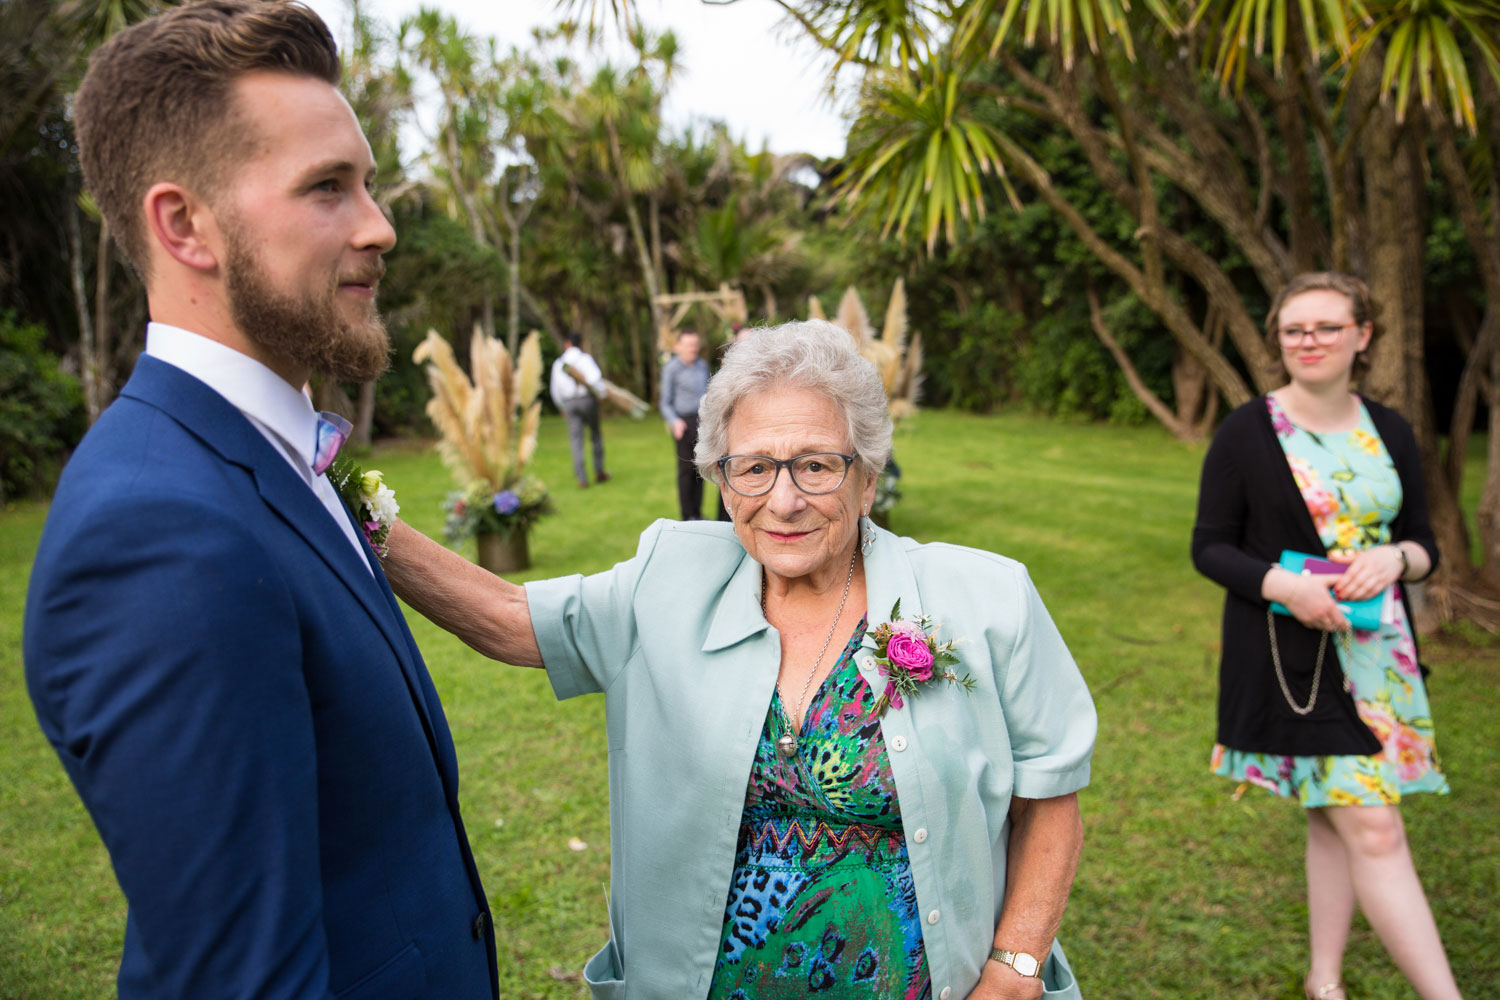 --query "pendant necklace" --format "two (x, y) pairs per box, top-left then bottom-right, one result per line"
(762, 547), (858, 758)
